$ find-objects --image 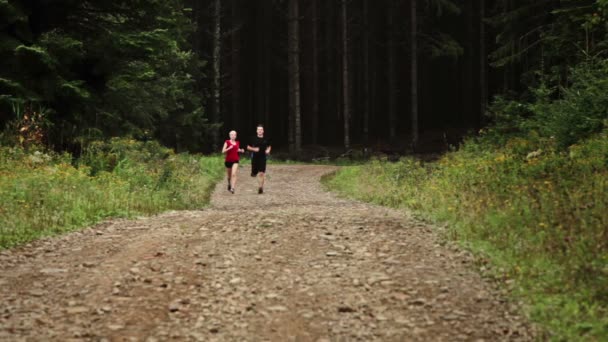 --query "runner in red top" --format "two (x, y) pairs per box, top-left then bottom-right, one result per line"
(221, 130), (244, 194)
